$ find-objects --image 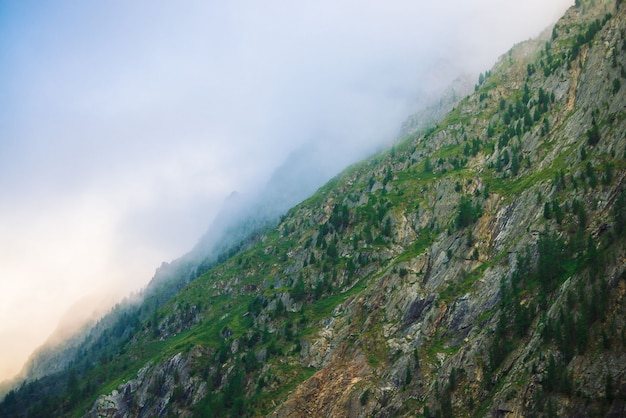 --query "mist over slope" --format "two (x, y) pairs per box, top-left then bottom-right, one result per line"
(3, 73), (471, 399)
(2, 1), (578, 382)
(6, 0), (626, 416)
